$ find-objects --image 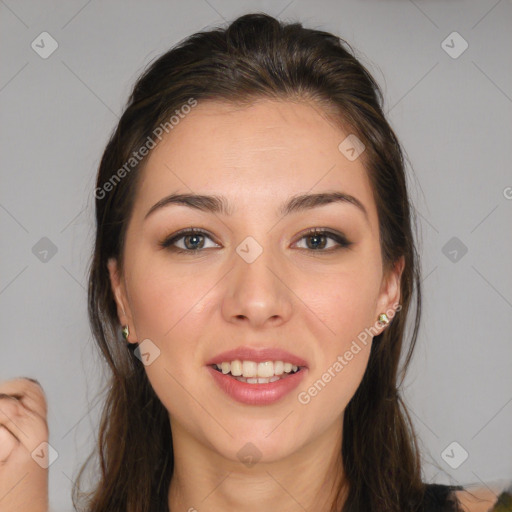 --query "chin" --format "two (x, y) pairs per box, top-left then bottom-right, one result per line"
(214, 428), (306, 464)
